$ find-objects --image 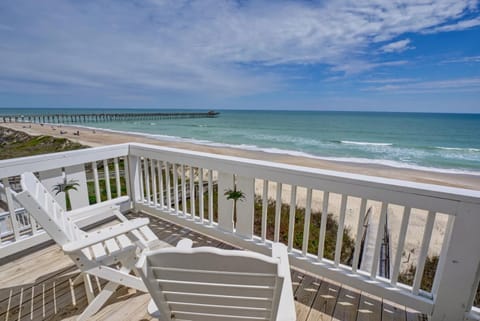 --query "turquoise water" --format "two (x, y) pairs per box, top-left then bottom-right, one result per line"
(2, 108), (480, 174)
